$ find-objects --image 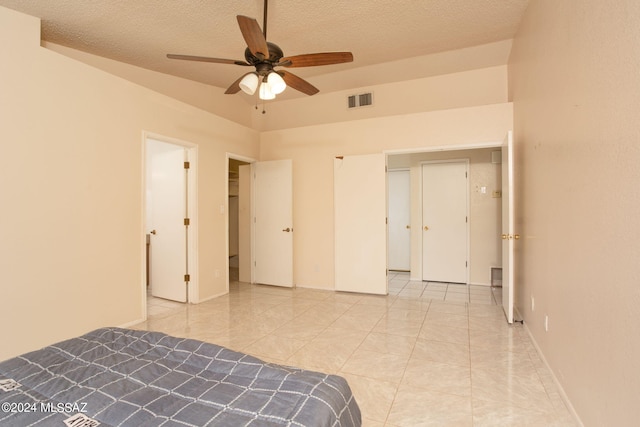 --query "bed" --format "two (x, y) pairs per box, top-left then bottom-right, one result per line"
(0, 327), (361, 426)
